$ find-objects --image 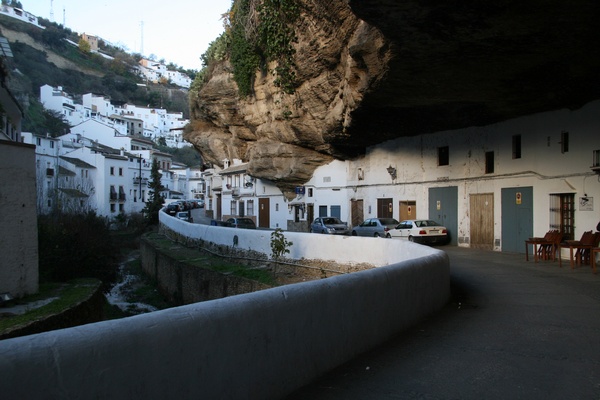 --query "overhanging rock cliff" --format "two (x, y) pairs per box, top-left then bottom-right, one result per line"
(185, 0), (600, 198)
